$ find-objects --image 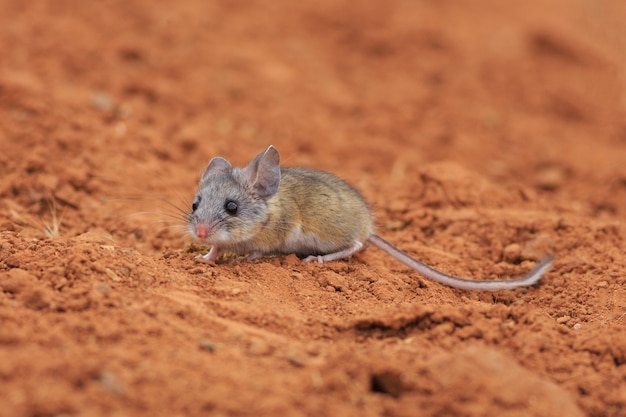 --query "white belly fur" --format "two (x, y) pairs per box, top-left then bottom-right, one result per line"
(282, 224), (338, 254)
